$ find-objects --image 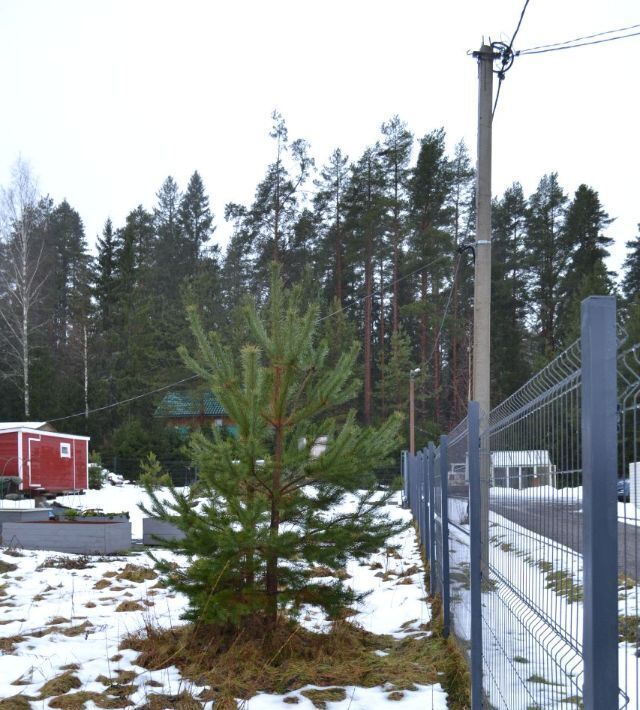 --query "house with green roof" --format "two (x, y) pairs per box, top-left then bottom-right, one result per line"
(154, 390), (236, 437)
